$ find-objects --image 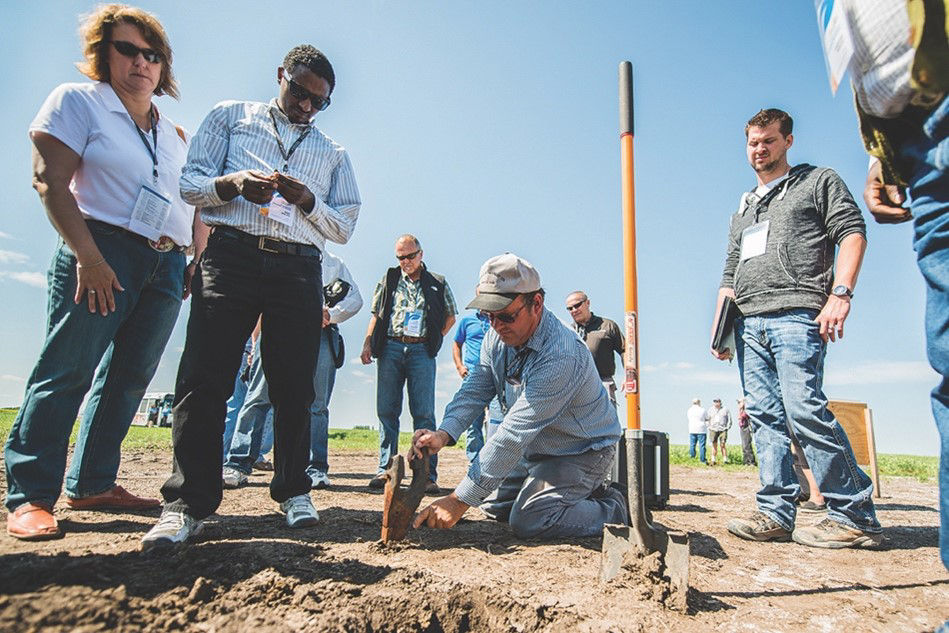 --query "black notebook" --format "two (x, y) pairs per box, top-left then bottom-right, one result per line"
(711, 296), (739, 353)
